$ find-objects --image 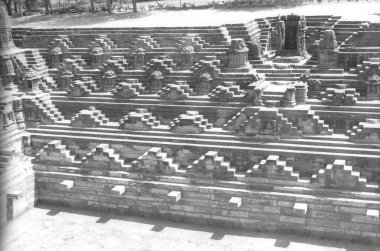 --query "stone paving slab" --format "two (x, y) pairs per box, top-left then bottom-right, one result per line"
(1, 205), (380, 251)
